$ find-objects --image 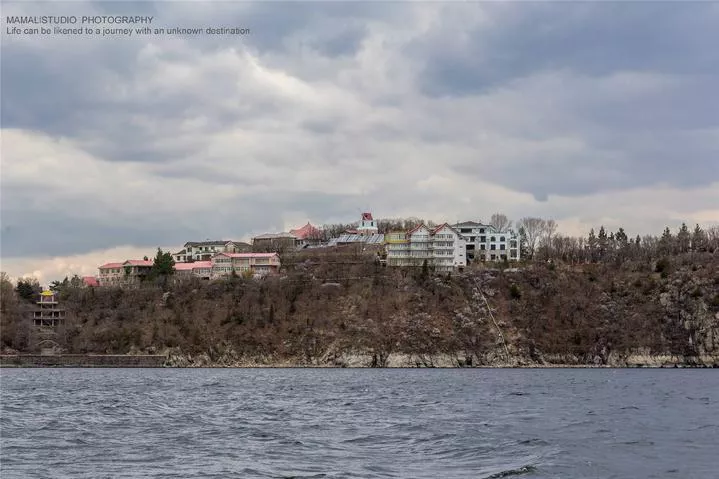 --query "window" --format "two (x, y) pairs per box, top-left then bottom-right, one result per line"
(500, 244), (506, 250)
(491, 236), (496, 242)
(500, 236), (505, 242)
(480, 244), (486, 250)
(480, 236), (486, 243)
(480, 228), (485, 233)
(490, 244), (496, 250)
